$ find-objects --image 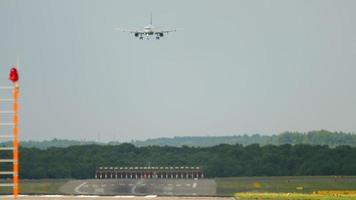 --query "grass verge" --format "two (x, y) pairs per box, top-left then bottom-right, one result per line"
(0, 179), (67, 194)
(217, 176), (356, 196)
(235, 192), (356, 200)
